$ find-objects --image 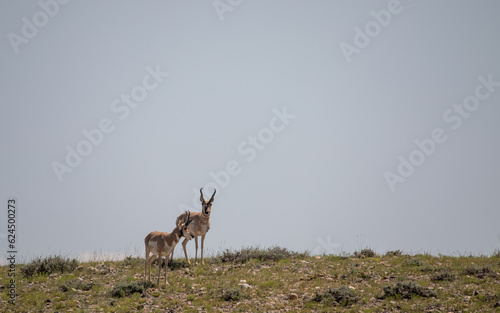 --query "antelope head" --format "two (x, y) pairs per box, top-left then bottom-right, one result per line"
(199, 188), (216, 217)
(178, 211), (194, 240)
